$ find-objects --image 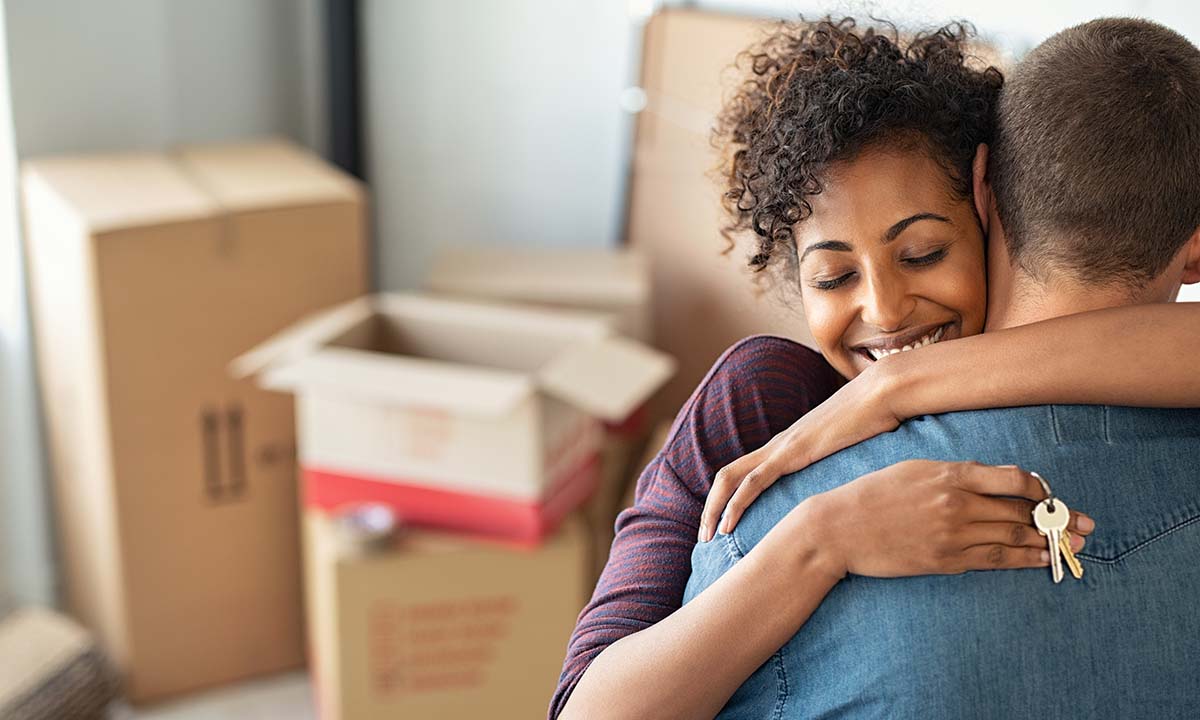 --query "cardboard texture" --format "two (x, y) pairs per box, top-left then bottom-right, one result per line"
(425, 245), (652, 341)
(235, 293), (675, 542)
(628, 9), (817, 414)
(304, 511), (588, 720)
(0, 607), (118, 718)
(21, 140), (368, 702)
